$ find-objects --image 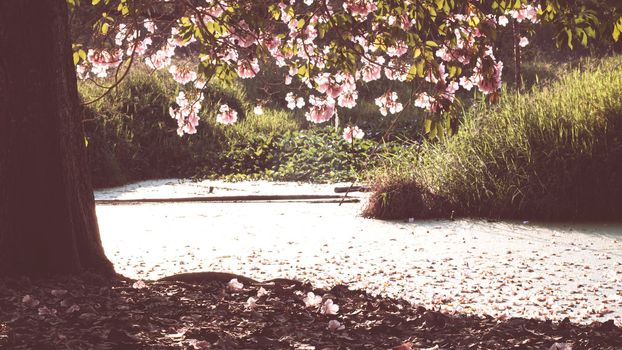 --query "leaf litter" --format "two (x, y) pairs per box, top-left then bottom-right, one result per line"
(1, 274), (621, 349)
